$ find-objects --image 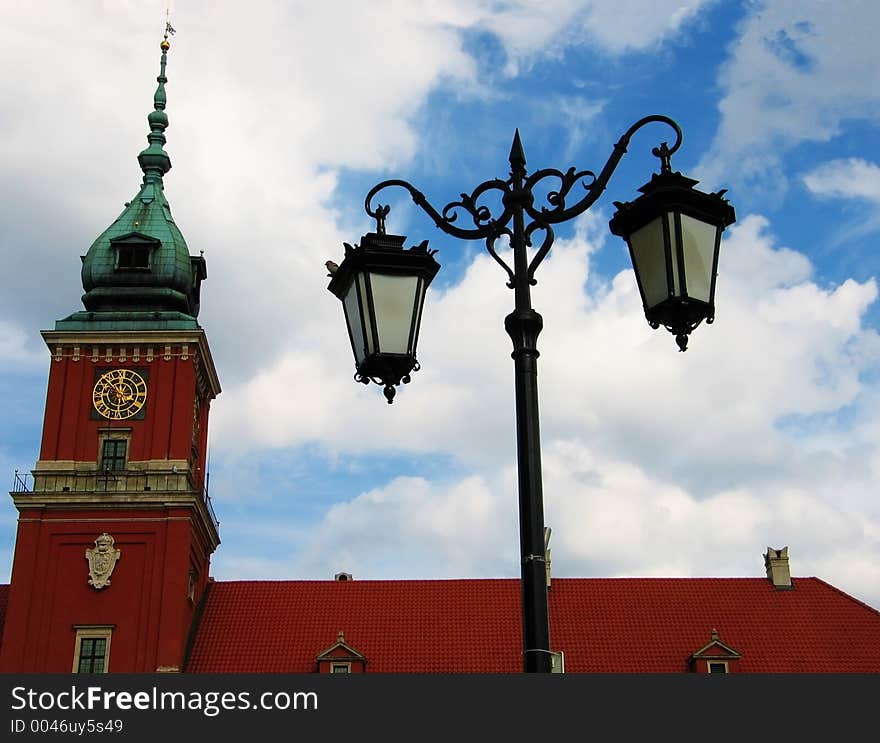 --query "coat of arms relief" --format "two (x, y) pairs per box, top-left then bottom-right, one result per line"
(85, 533), (121, 589)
